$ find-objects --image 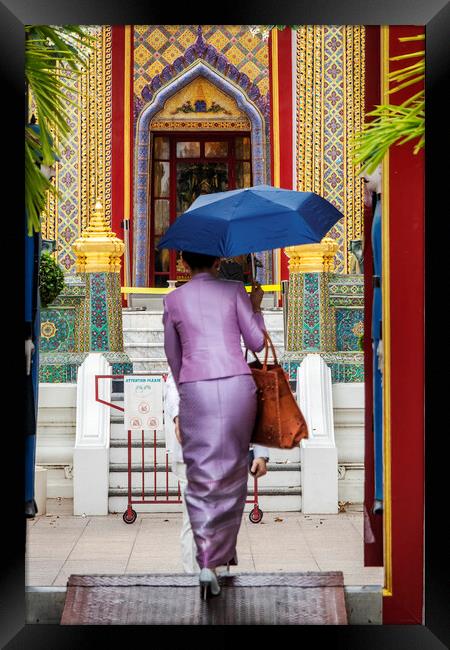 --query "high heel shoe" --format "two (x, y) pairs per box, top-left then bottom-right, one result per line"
(199, 567), (221, 600)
